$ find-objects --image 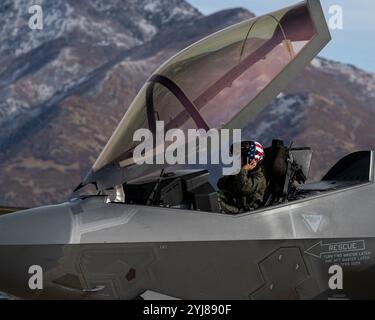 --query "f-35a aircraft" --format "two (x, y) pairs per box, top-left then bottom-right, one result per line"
(1, 0), (375, 300)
